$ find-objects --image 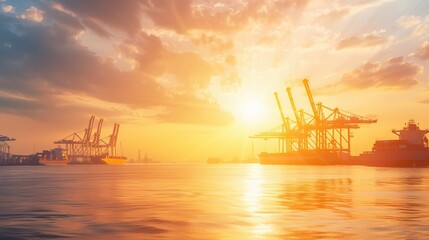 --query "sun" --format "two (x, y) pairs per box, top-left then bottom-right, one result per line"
(240, 99), (264, 124)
